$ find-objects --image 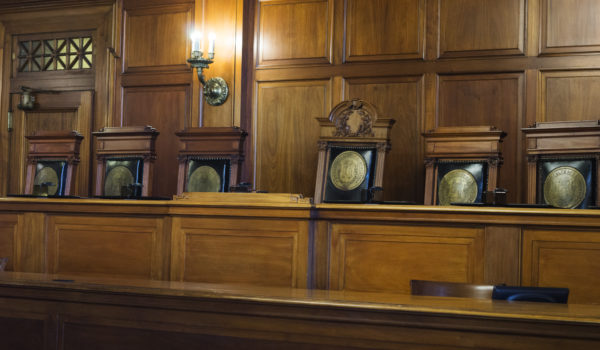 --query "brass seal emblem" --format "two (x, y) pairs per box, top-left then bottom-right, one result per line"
(104, 165), (134, 196)
(34, 167), (59, 195)
(329, 151), (367, 191)
(543, 166), (586, 208)
(188, 165), (221, 192)
(438, 169), (478, 205)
